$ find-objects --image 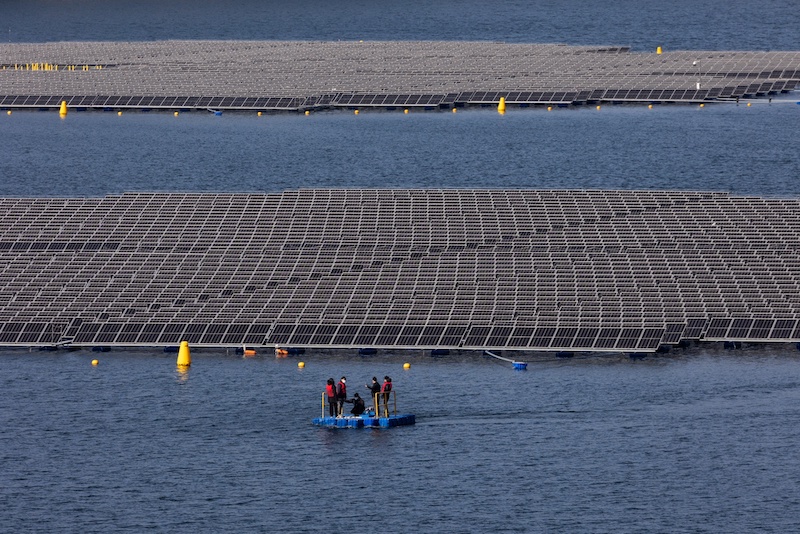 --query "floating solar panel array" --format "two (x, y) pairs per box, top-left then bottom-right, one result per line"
(1, 190), (800, 352)
(0, 95), (310, 111)
(1, 41), (798, 110)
